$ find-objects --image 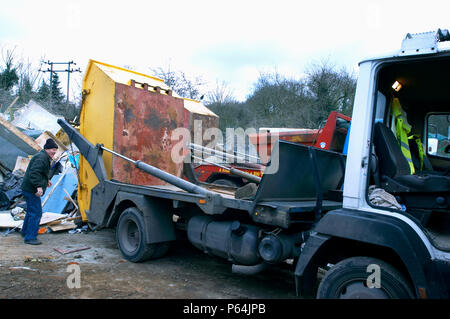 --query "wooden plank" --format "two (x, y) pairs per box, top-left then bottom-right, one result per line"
(63, 188), (79, 211)
(46, 216), (81, 226)
(4, 96), (19, 115)
(0, 116), (41, 152)
(38, 212), (66, 225)
(54, 246), (90, 255)
(13, 156), (30, 173)
(49, 222), (77, 232)
(46, 220), (62, 226)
